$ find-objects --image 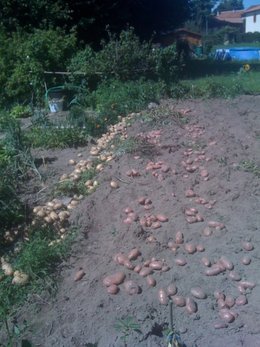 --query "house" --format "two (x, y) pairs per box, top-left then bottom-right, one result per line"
(242, 5), (260, 33)
(156, 28), (202, 47)
(210, 10), (245, 31)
